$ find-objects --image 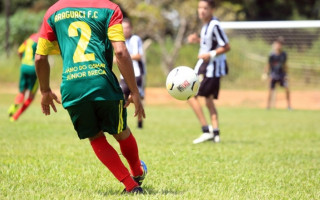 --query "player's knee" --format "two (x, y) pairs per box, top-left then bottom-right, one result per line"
(89, 131), (105, 142)
(205, 97), (214, 108)
(211, 113), (218, 120)
(28, 94), (35, 100)
(113, 127), (130, 141)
